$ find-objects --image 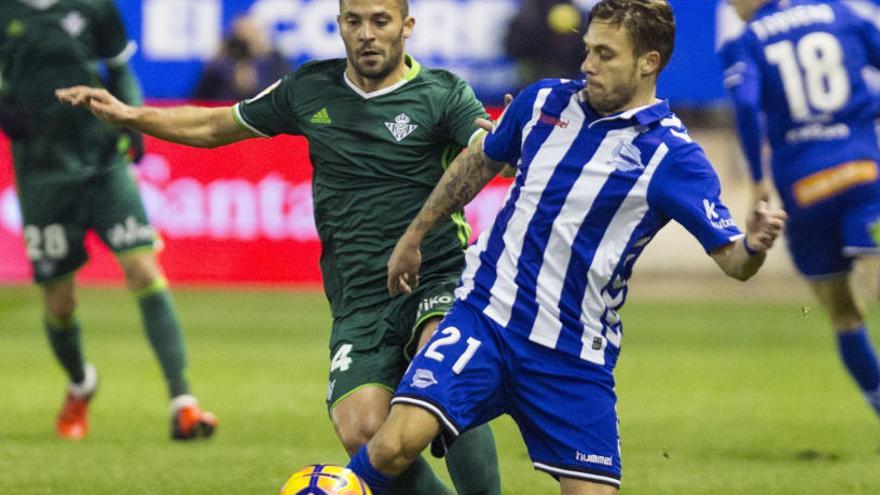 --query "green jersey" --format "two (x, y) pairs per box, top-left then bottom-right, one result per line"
(235, 57), (486, 318)
(0, 0), (133, 184)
